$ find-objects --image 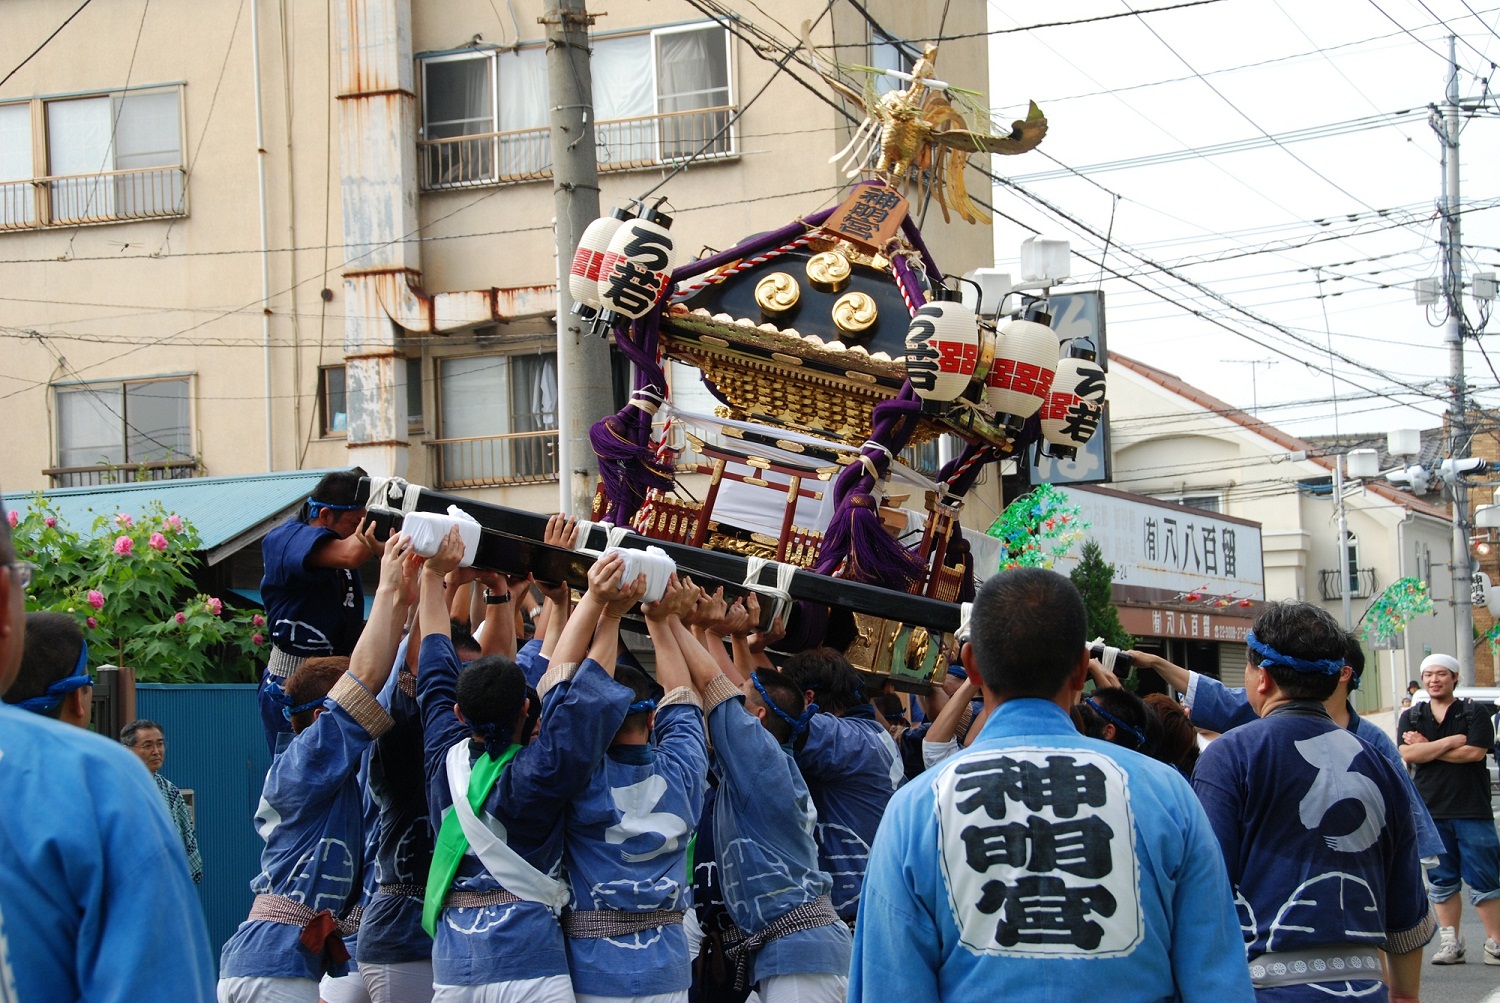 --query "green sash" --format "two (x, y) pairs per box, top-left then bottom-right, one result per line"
(422, 742), (521, 937)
